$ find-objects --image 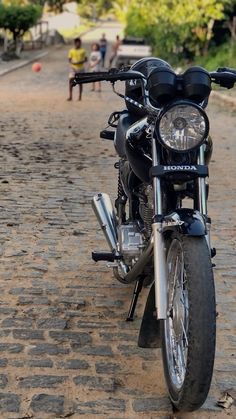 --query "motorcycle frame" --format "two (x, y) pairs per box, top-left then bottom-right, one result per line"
(126, 80), (211, 320)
